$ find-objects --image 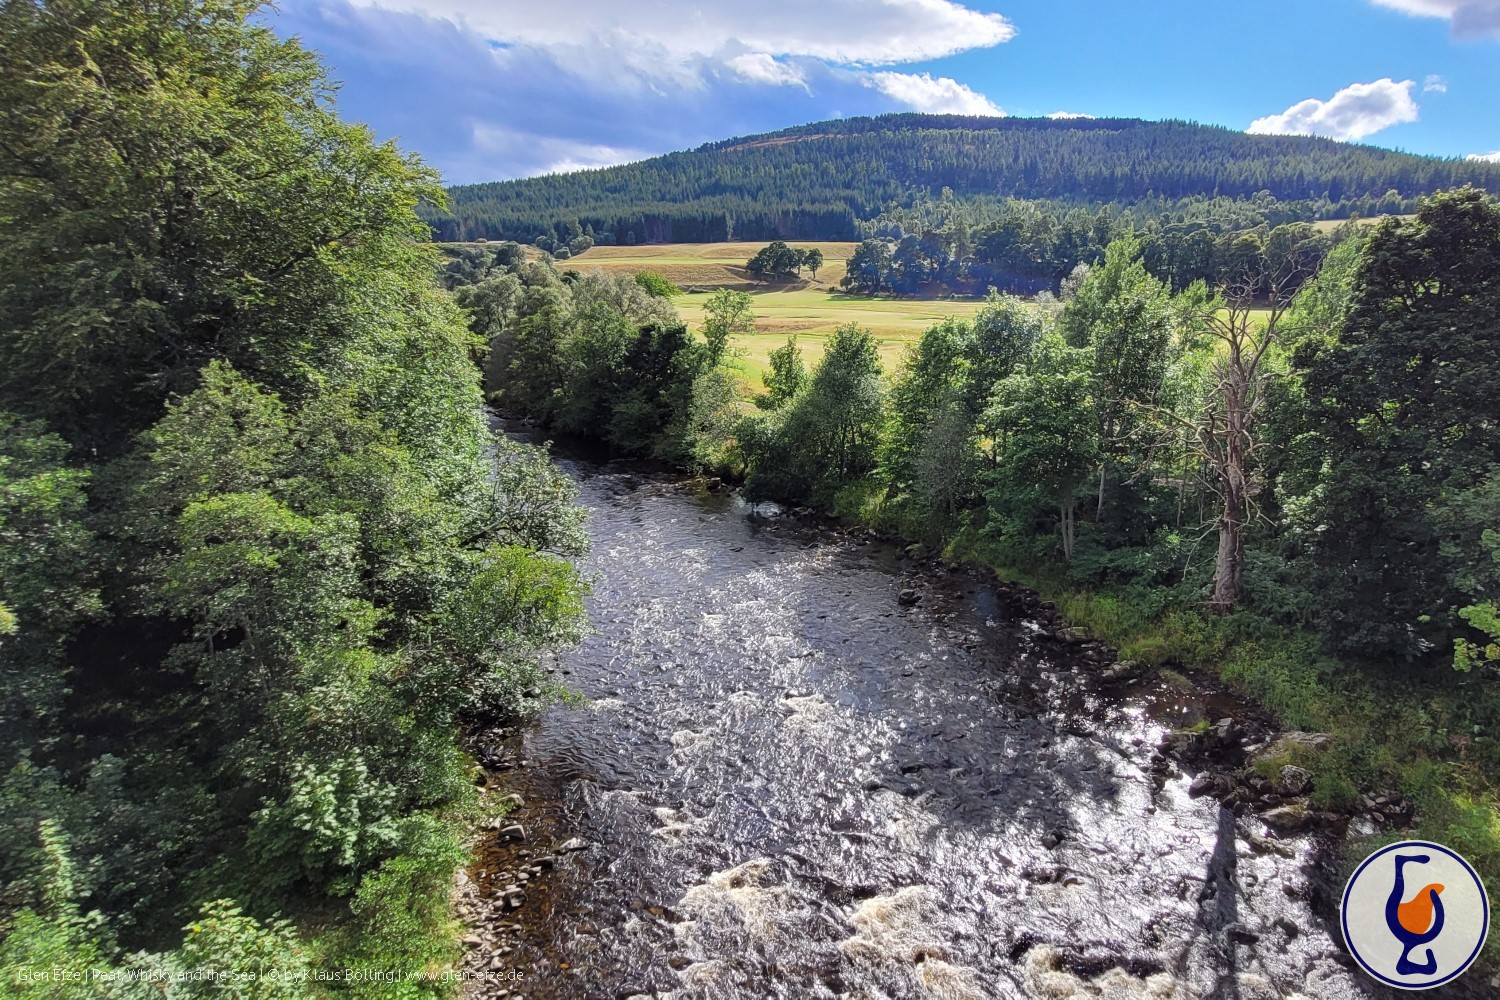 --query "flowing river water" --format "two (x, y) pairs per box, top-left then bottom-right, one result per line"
(462, 439), (1437, 1000)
